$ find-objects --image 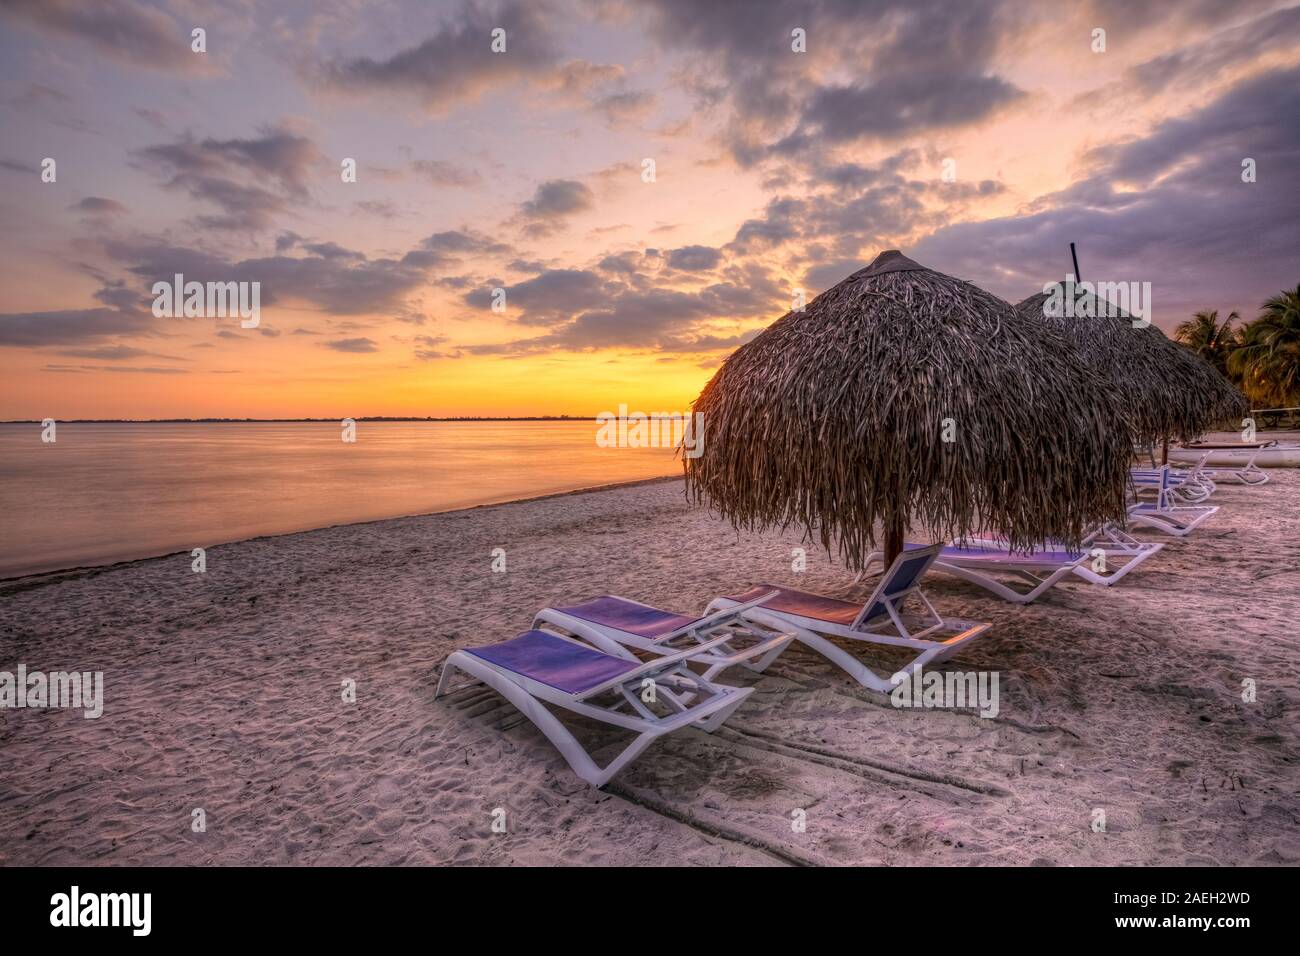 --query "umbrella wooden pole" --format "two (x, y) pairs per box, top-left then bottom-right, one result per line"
(1161, 436), (1169, 465)
(884, 517), (904, 567)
